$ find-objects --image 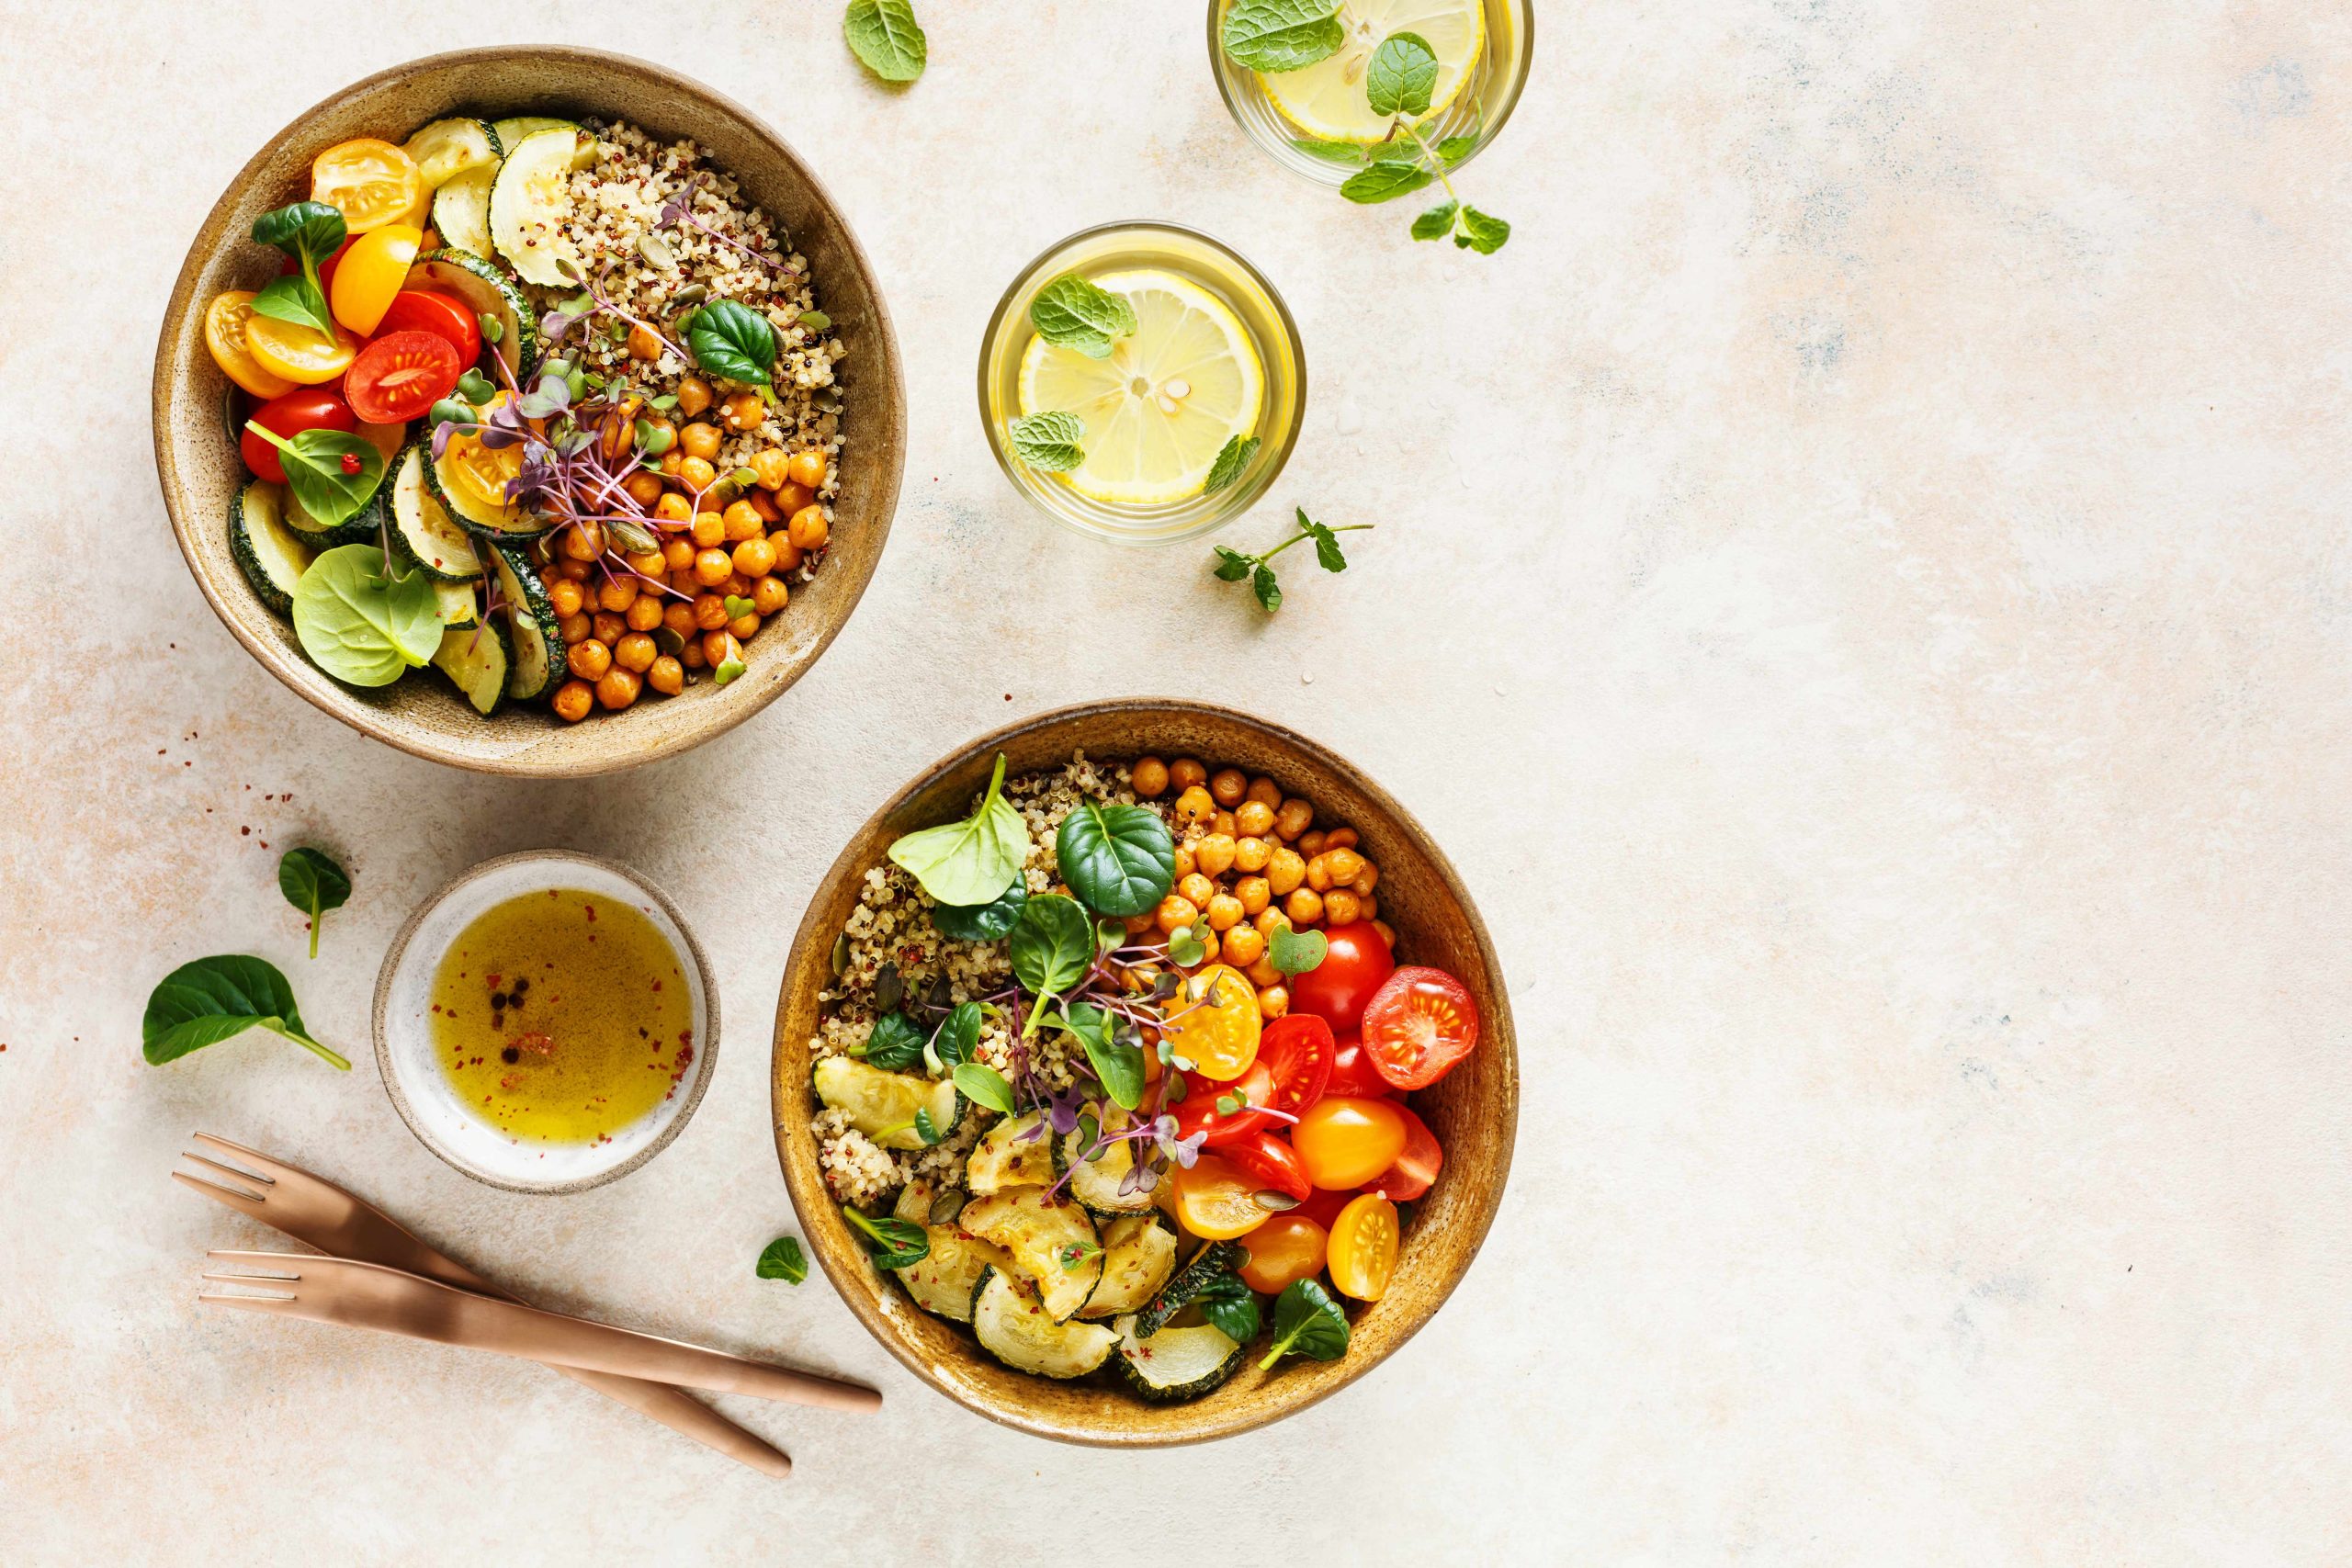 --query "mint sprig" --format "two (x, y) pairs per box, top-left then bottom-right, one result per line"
(1324, 32), (1512, 255)
(1009, 411), (1086, 471)
(1029, 274), (1137, 359)
(1210, 507), (1372, 614)
(1202, 434), (1261, 496)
